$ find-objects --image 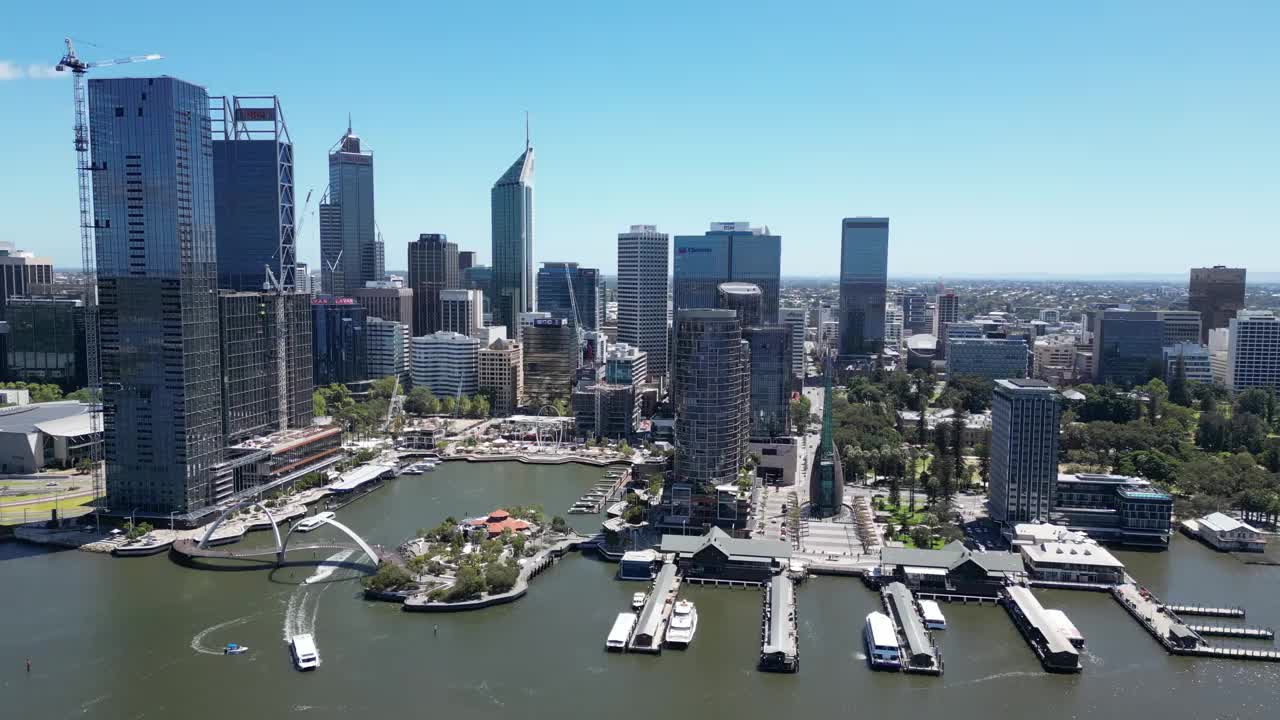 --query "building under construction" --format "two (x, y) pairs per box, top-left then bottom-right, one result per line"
(217, 291), (313, 445)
